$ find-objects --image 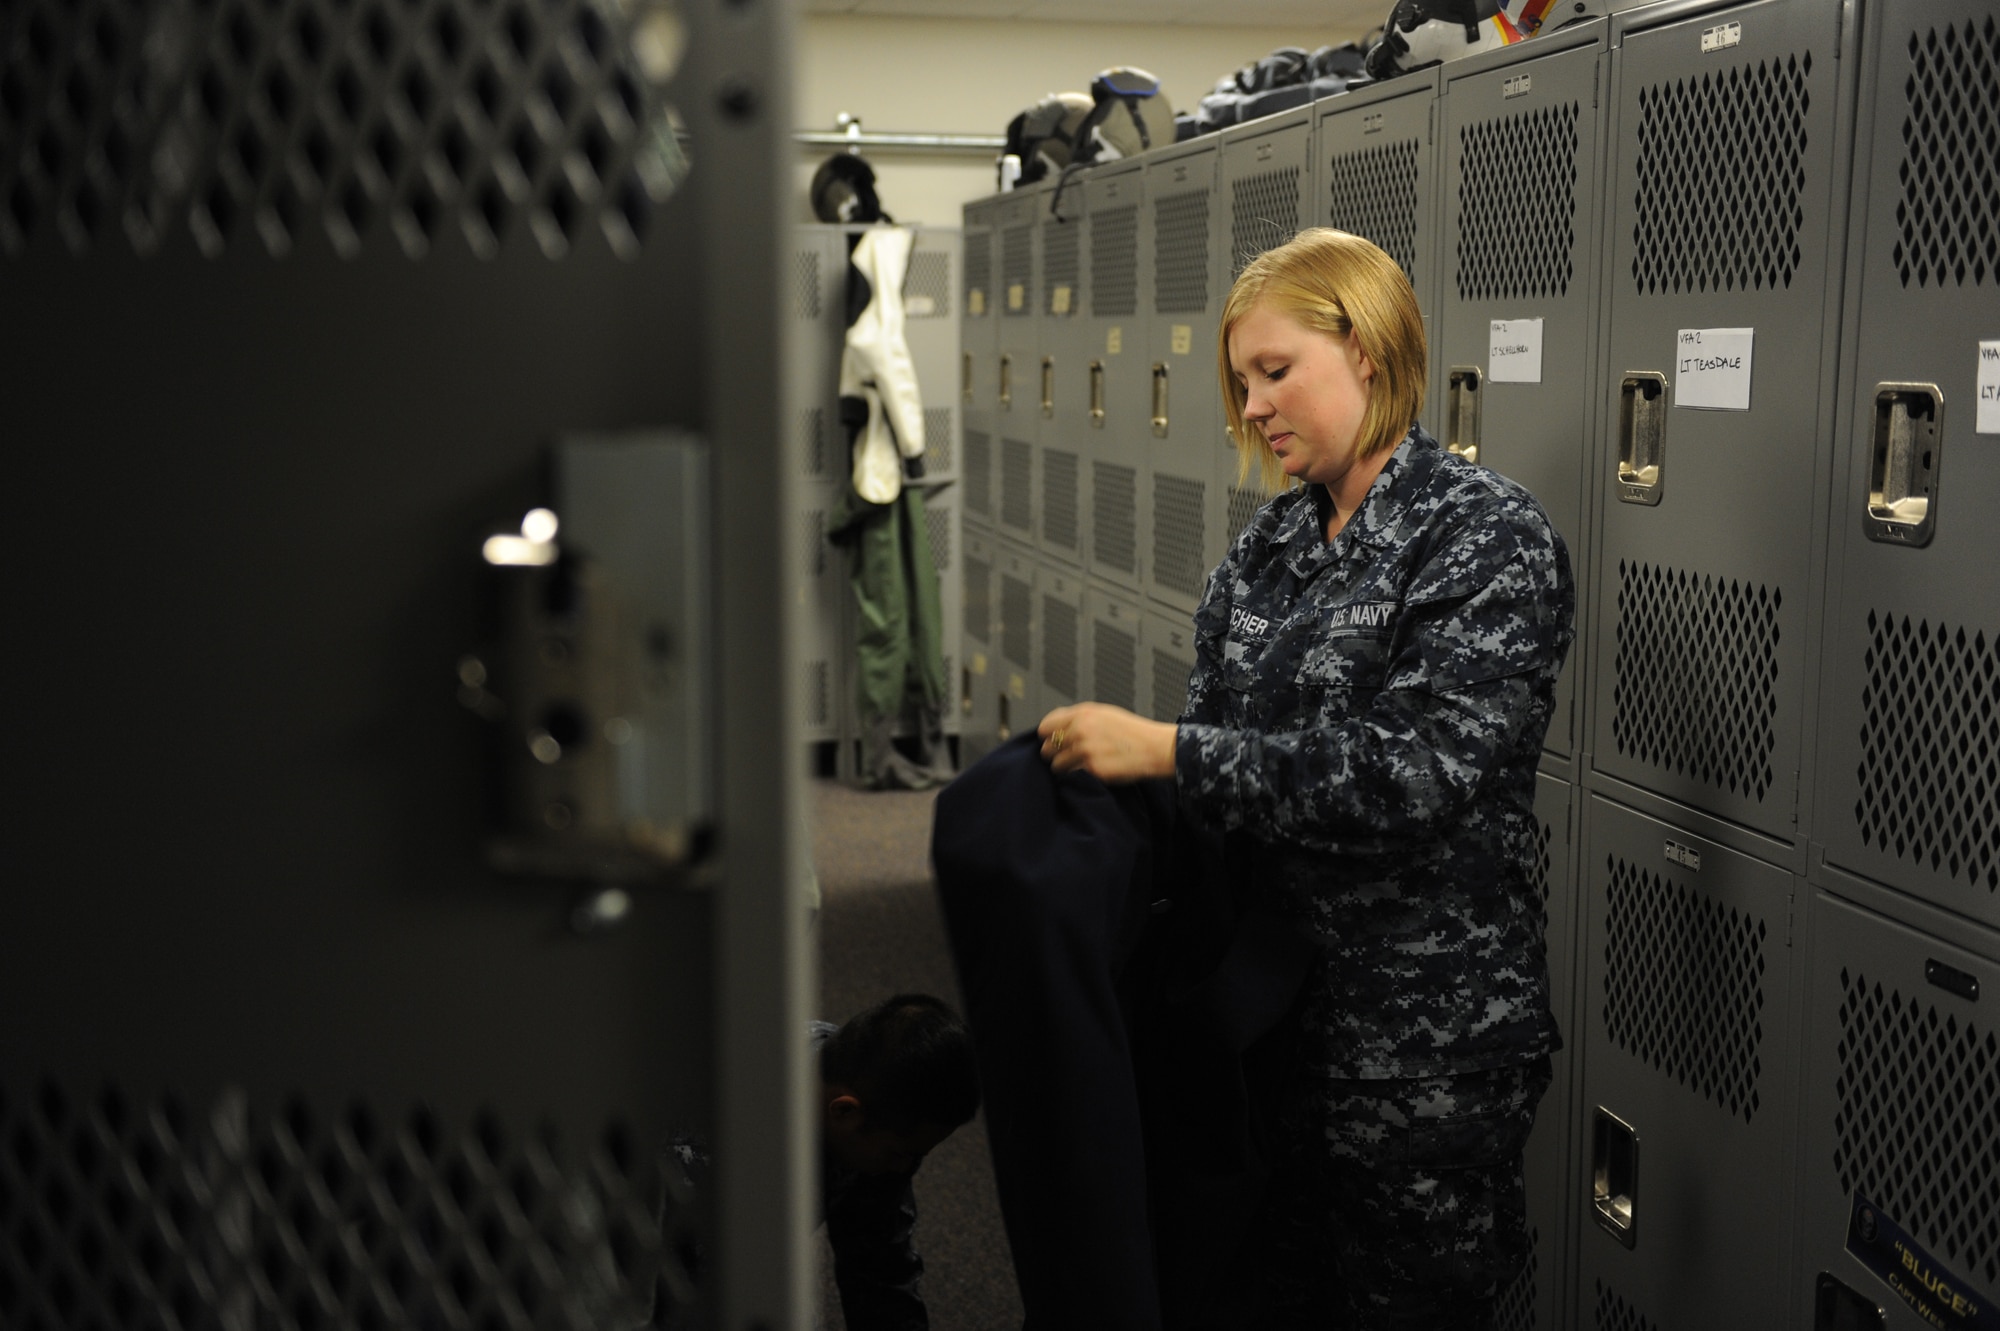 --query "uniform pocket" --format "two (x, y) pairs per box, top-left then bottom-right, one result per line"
(1294, 628), (1395, 691)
